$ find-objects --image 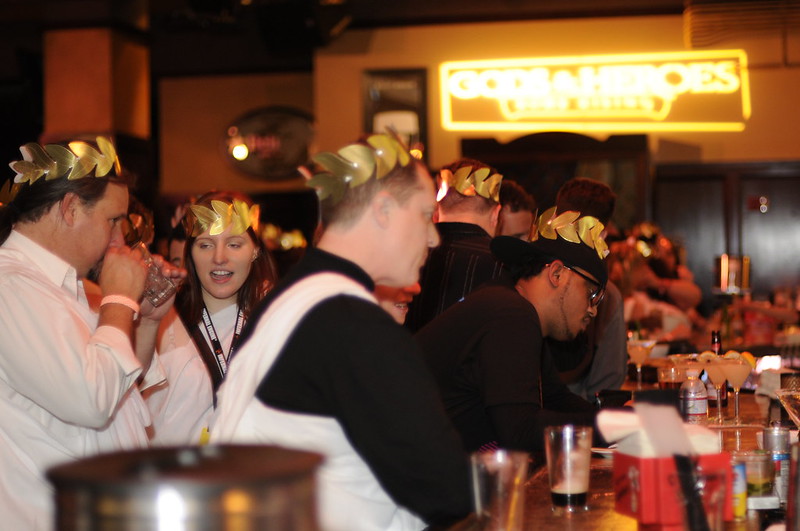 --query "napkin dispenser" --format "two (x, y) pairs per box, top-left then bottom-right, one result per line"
(599, 409), (733, 529)
(613, 451), (733, 528)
